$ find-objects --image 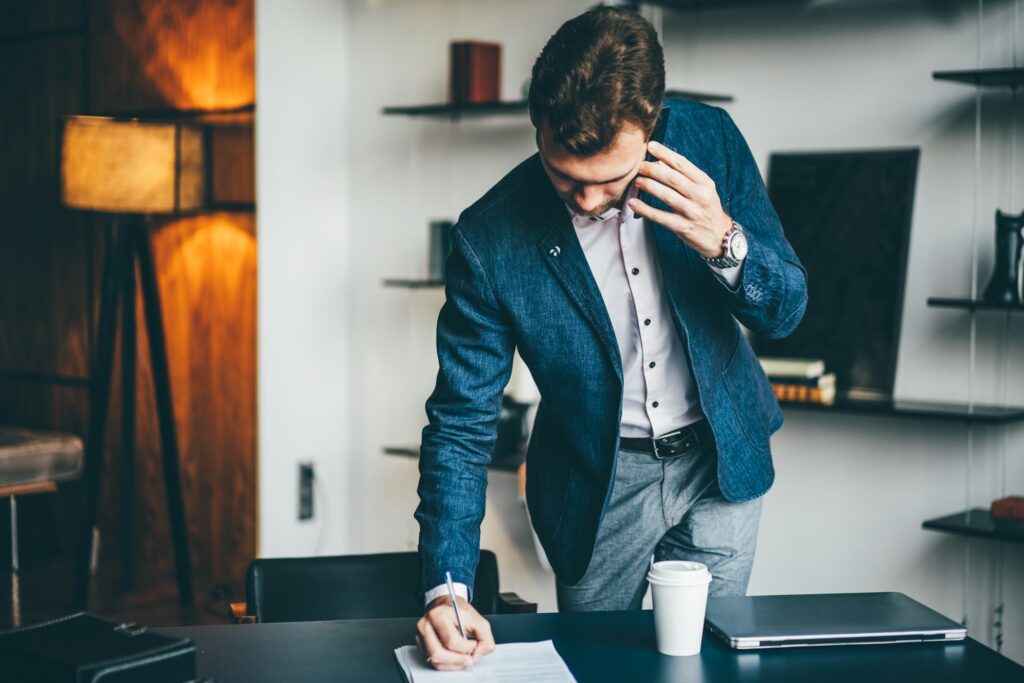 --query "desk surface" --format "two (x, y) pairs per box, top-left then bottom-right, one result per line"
(158, 610), (1023, 682)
